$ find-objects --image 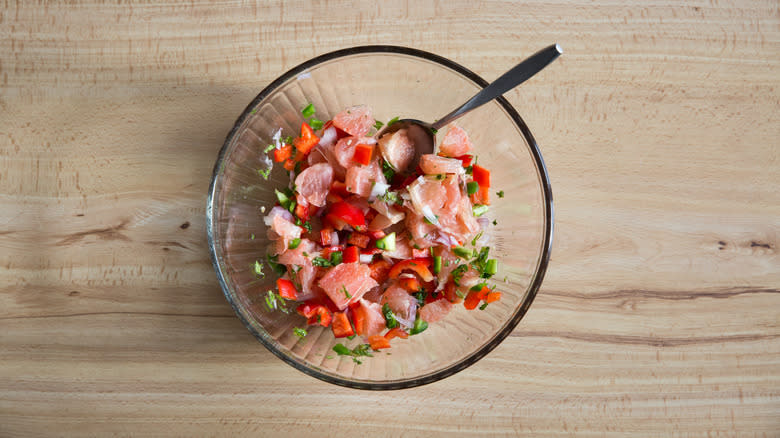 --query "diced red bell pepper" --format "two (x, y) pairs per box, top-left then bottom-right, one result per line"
(330, 180), (350, 197)
(398, 276), (422, 293)
(273, 144), (293, 162)
(327, 201), (366, 229)
(283, 158), (297, 171)
(293, 122), (320, 155)
(350, 302), (366, 336)
(384, 327), (409, 340)
(361, 247), (381, 255)
(325, 193), (344, 204)
(472, 164), (490, 188)
(388, 258), (434, 282)
(353, 143), (374, 165)
(368, 334), (391, 350)
(294, 203), (310, 221)
(331, 312), (354, 338)
(463, 290), (482, 310)
(342, 245), (360, 263)
(455, 154), (473, 167)
(368, 259), (392, 283)
(296, 301), (332, 326)
(276, 278), (298, 300)
(347, 232), (370, 249)
(412, 248), (430, 259)
(470, 184), (490, 206)
(486, 291), (502, 303)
